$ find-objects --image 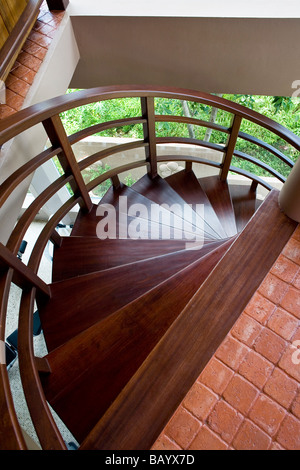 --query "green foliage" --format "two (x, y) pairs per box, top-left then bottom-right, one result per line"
(59, 89), (300, 183)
